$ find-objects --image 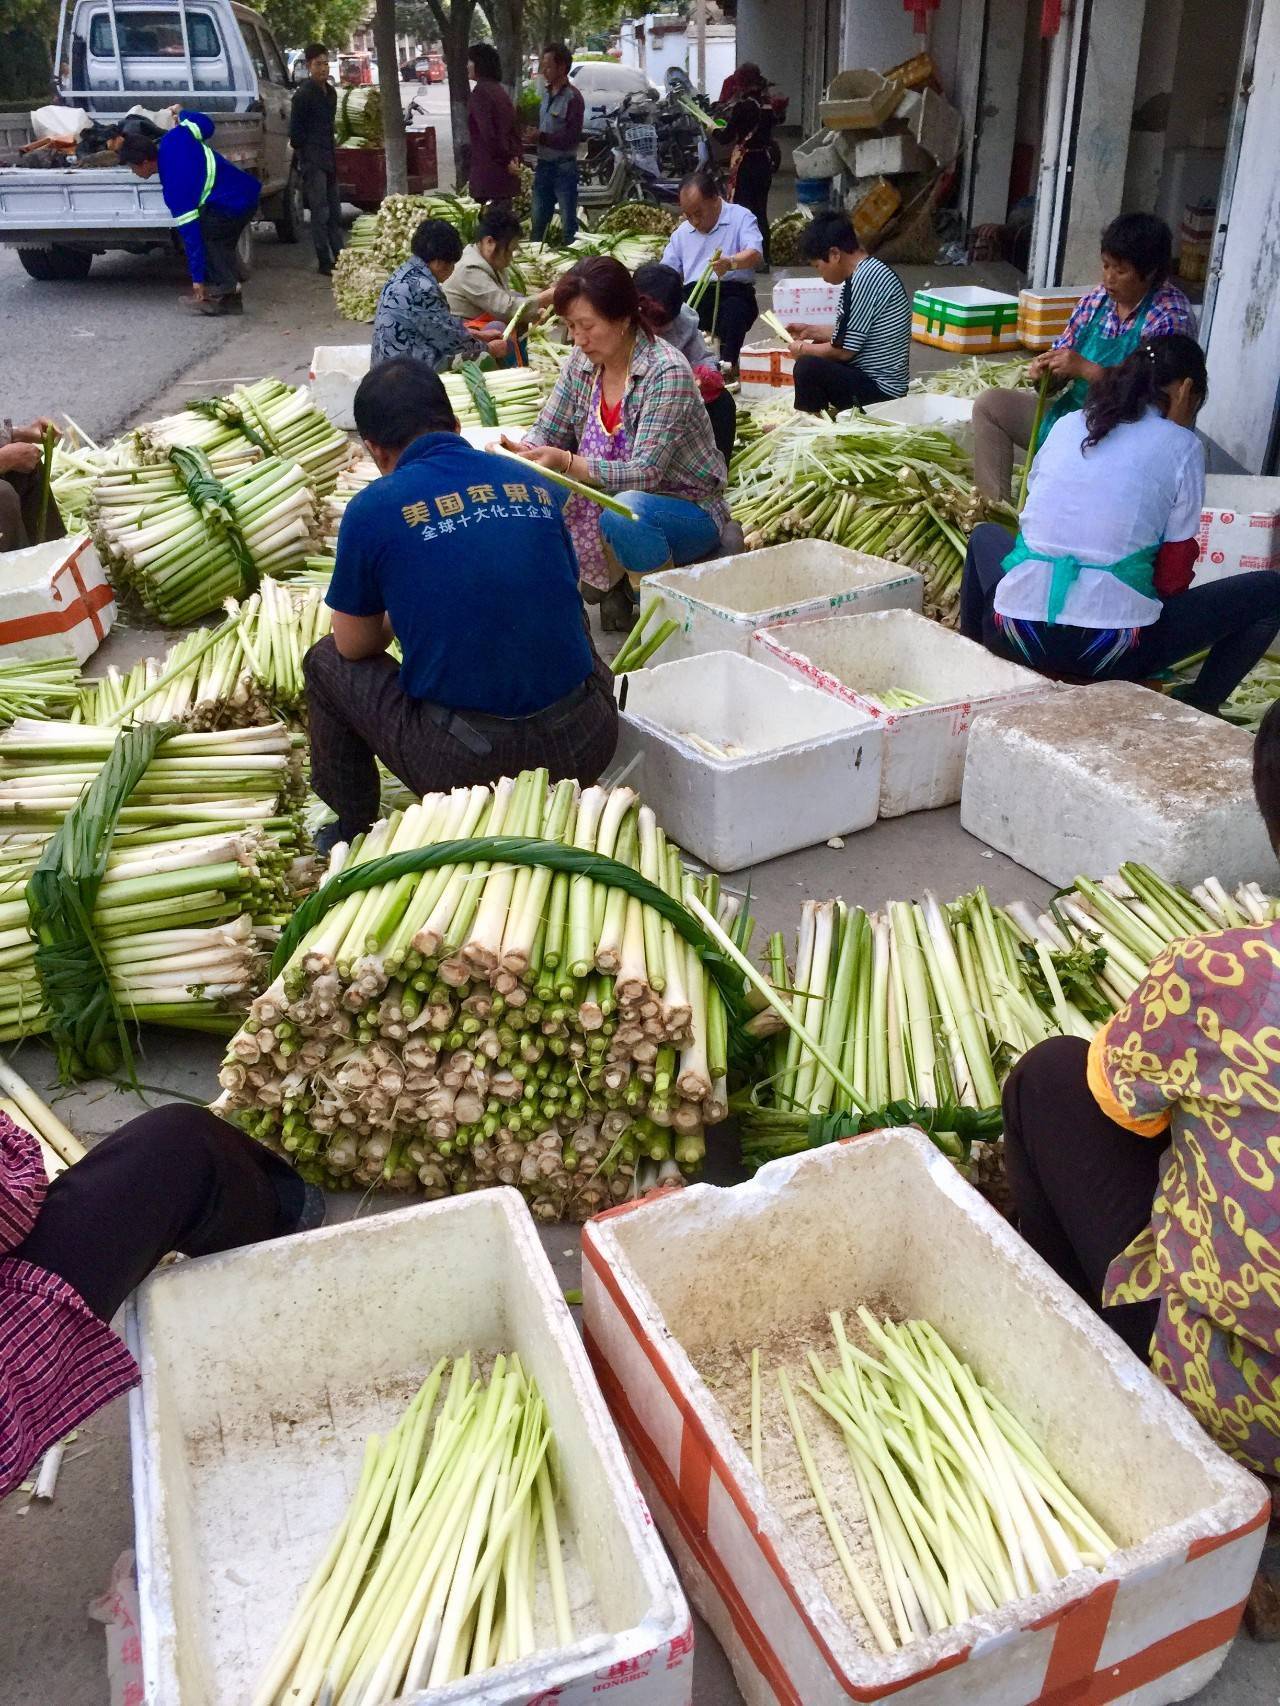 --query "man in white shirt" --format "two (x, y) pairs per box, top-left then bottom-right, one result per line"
(660, 169), (764, 376)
